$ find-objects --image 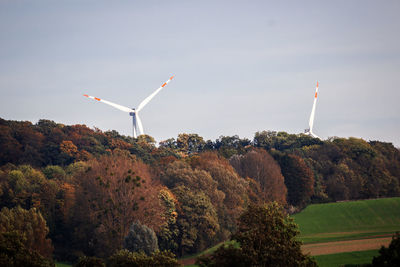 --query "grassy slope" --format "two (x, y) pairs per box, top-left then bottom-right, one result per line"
(313, 249), (379, 267)
(181, 198), (400, 266)
(293, 197), (400, 243)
